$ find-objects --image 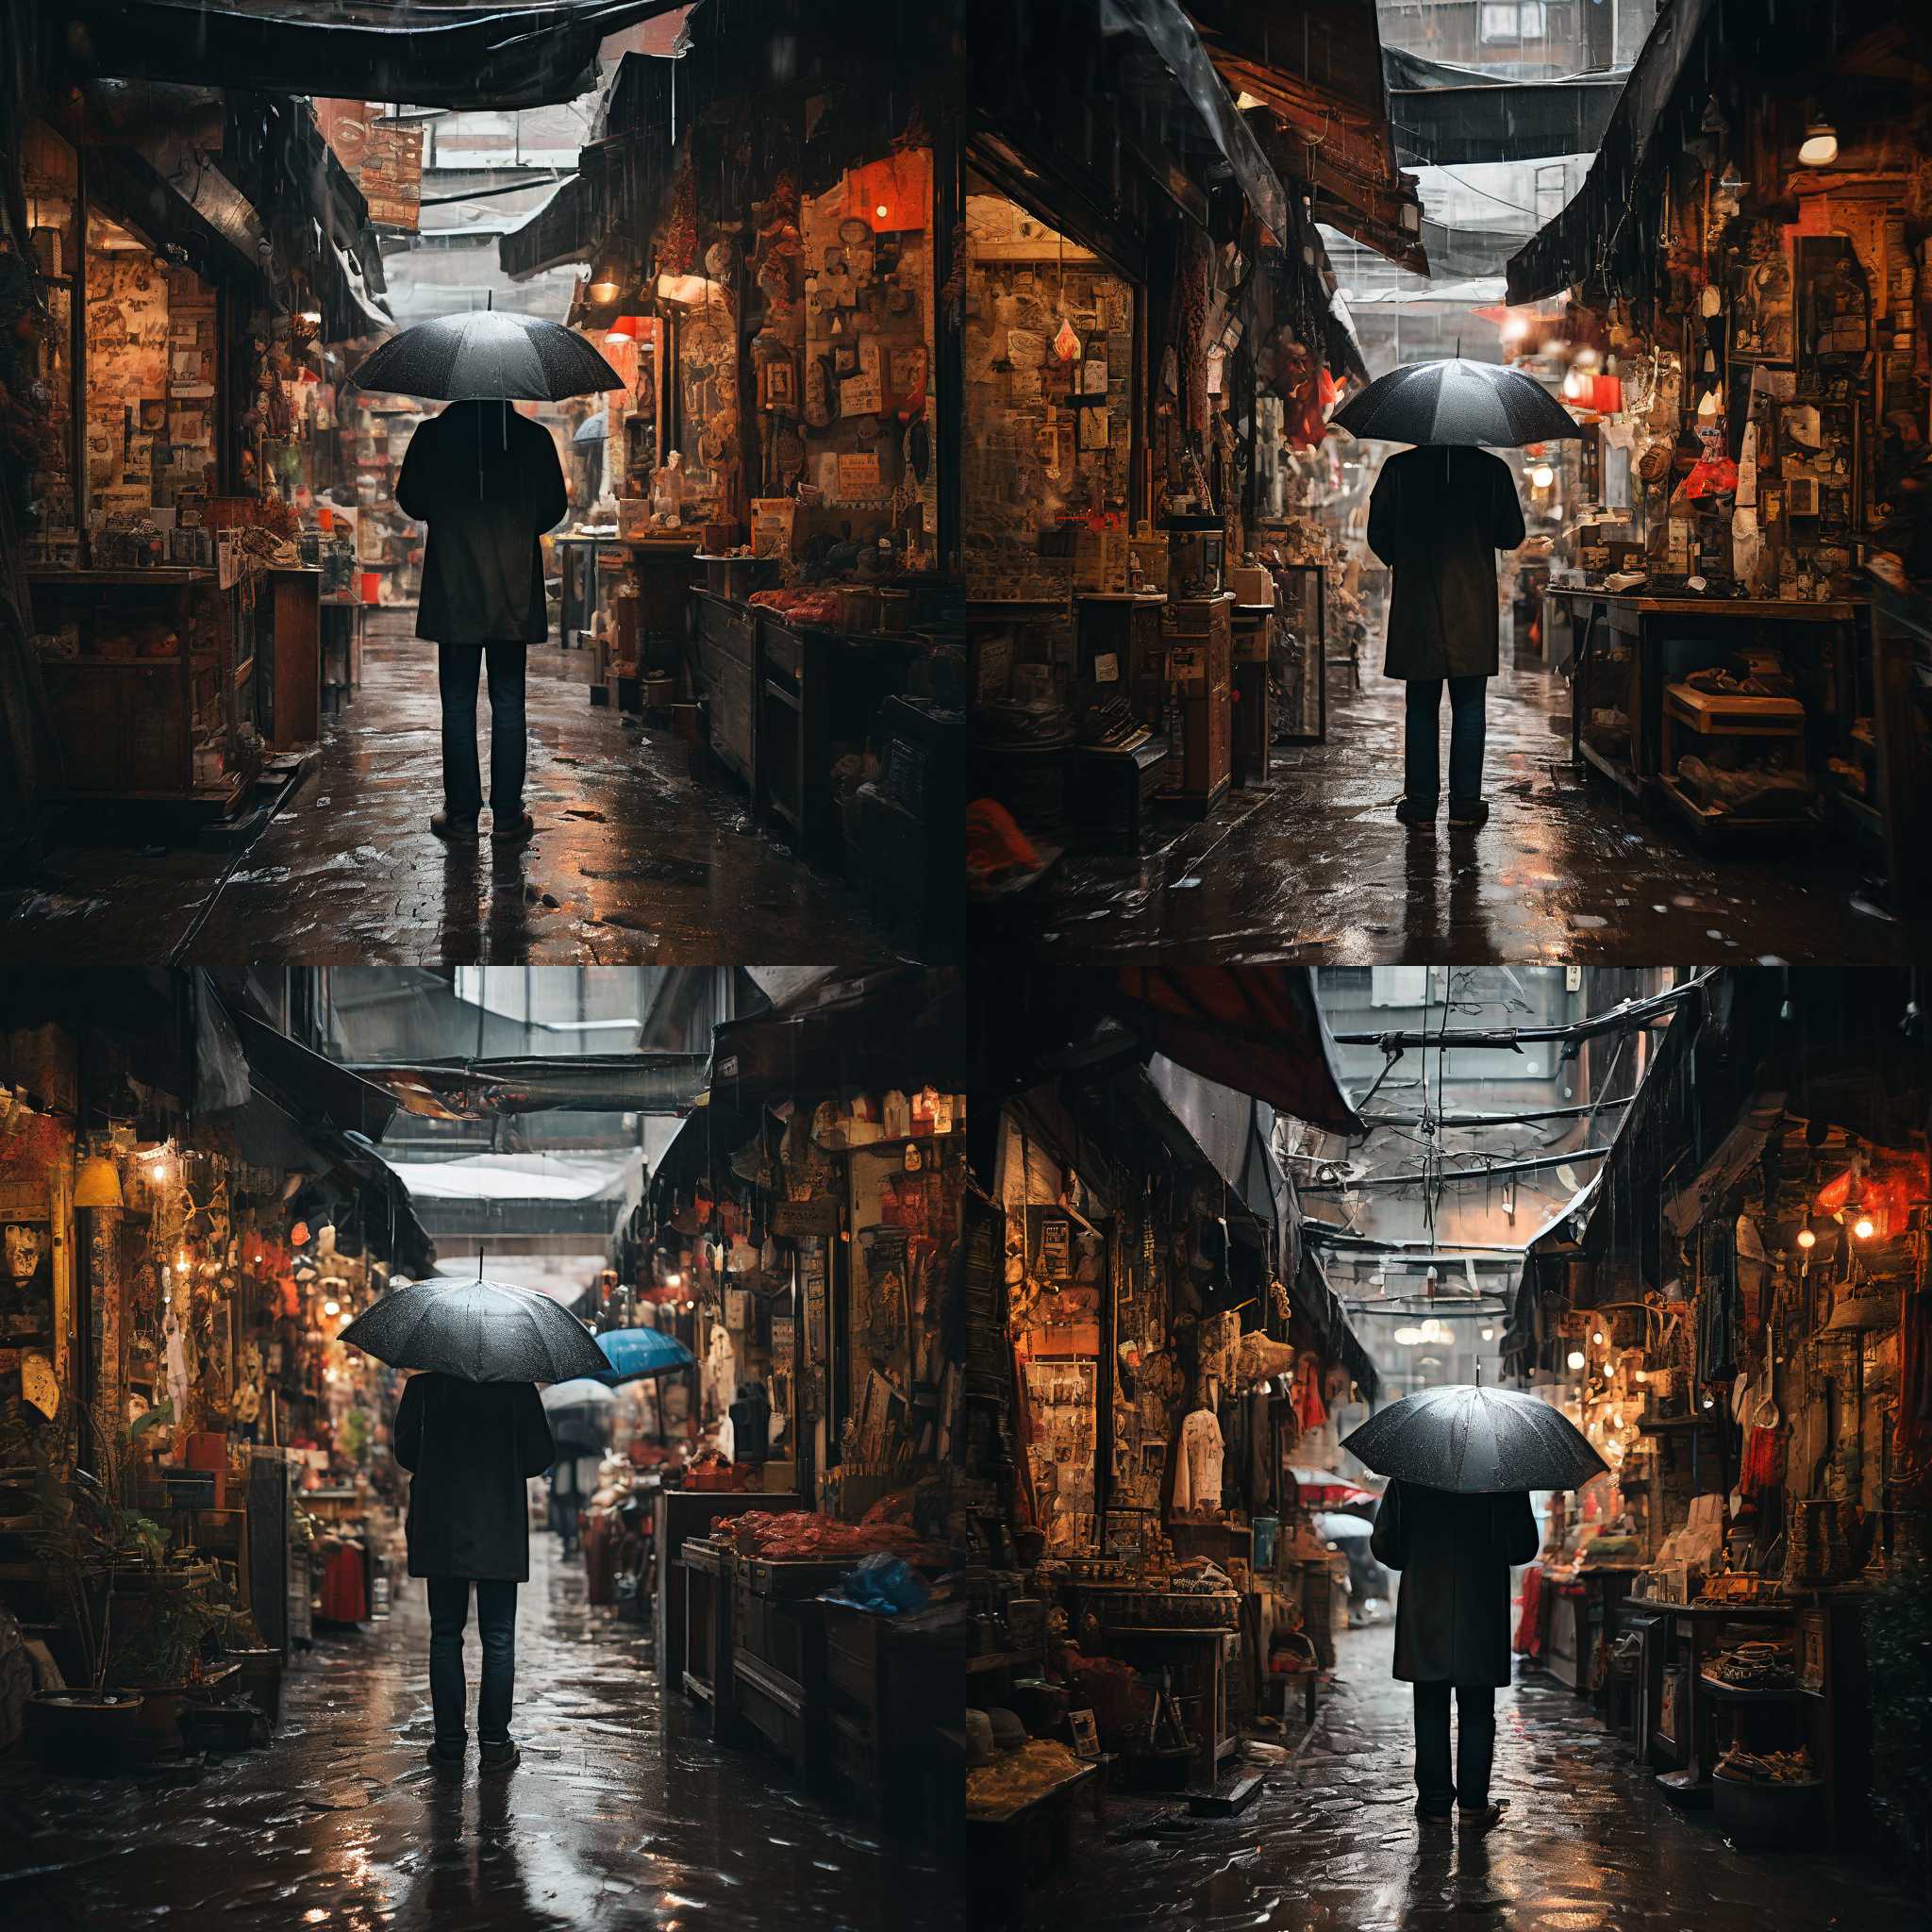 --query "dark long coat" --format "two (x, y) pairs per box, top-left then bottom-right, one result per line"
(1369, 1477), (1540, 1686)
(1366, 445), (1526, 680)
(393, 400), (568, 645)
(393, 1373), (556, 1582)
